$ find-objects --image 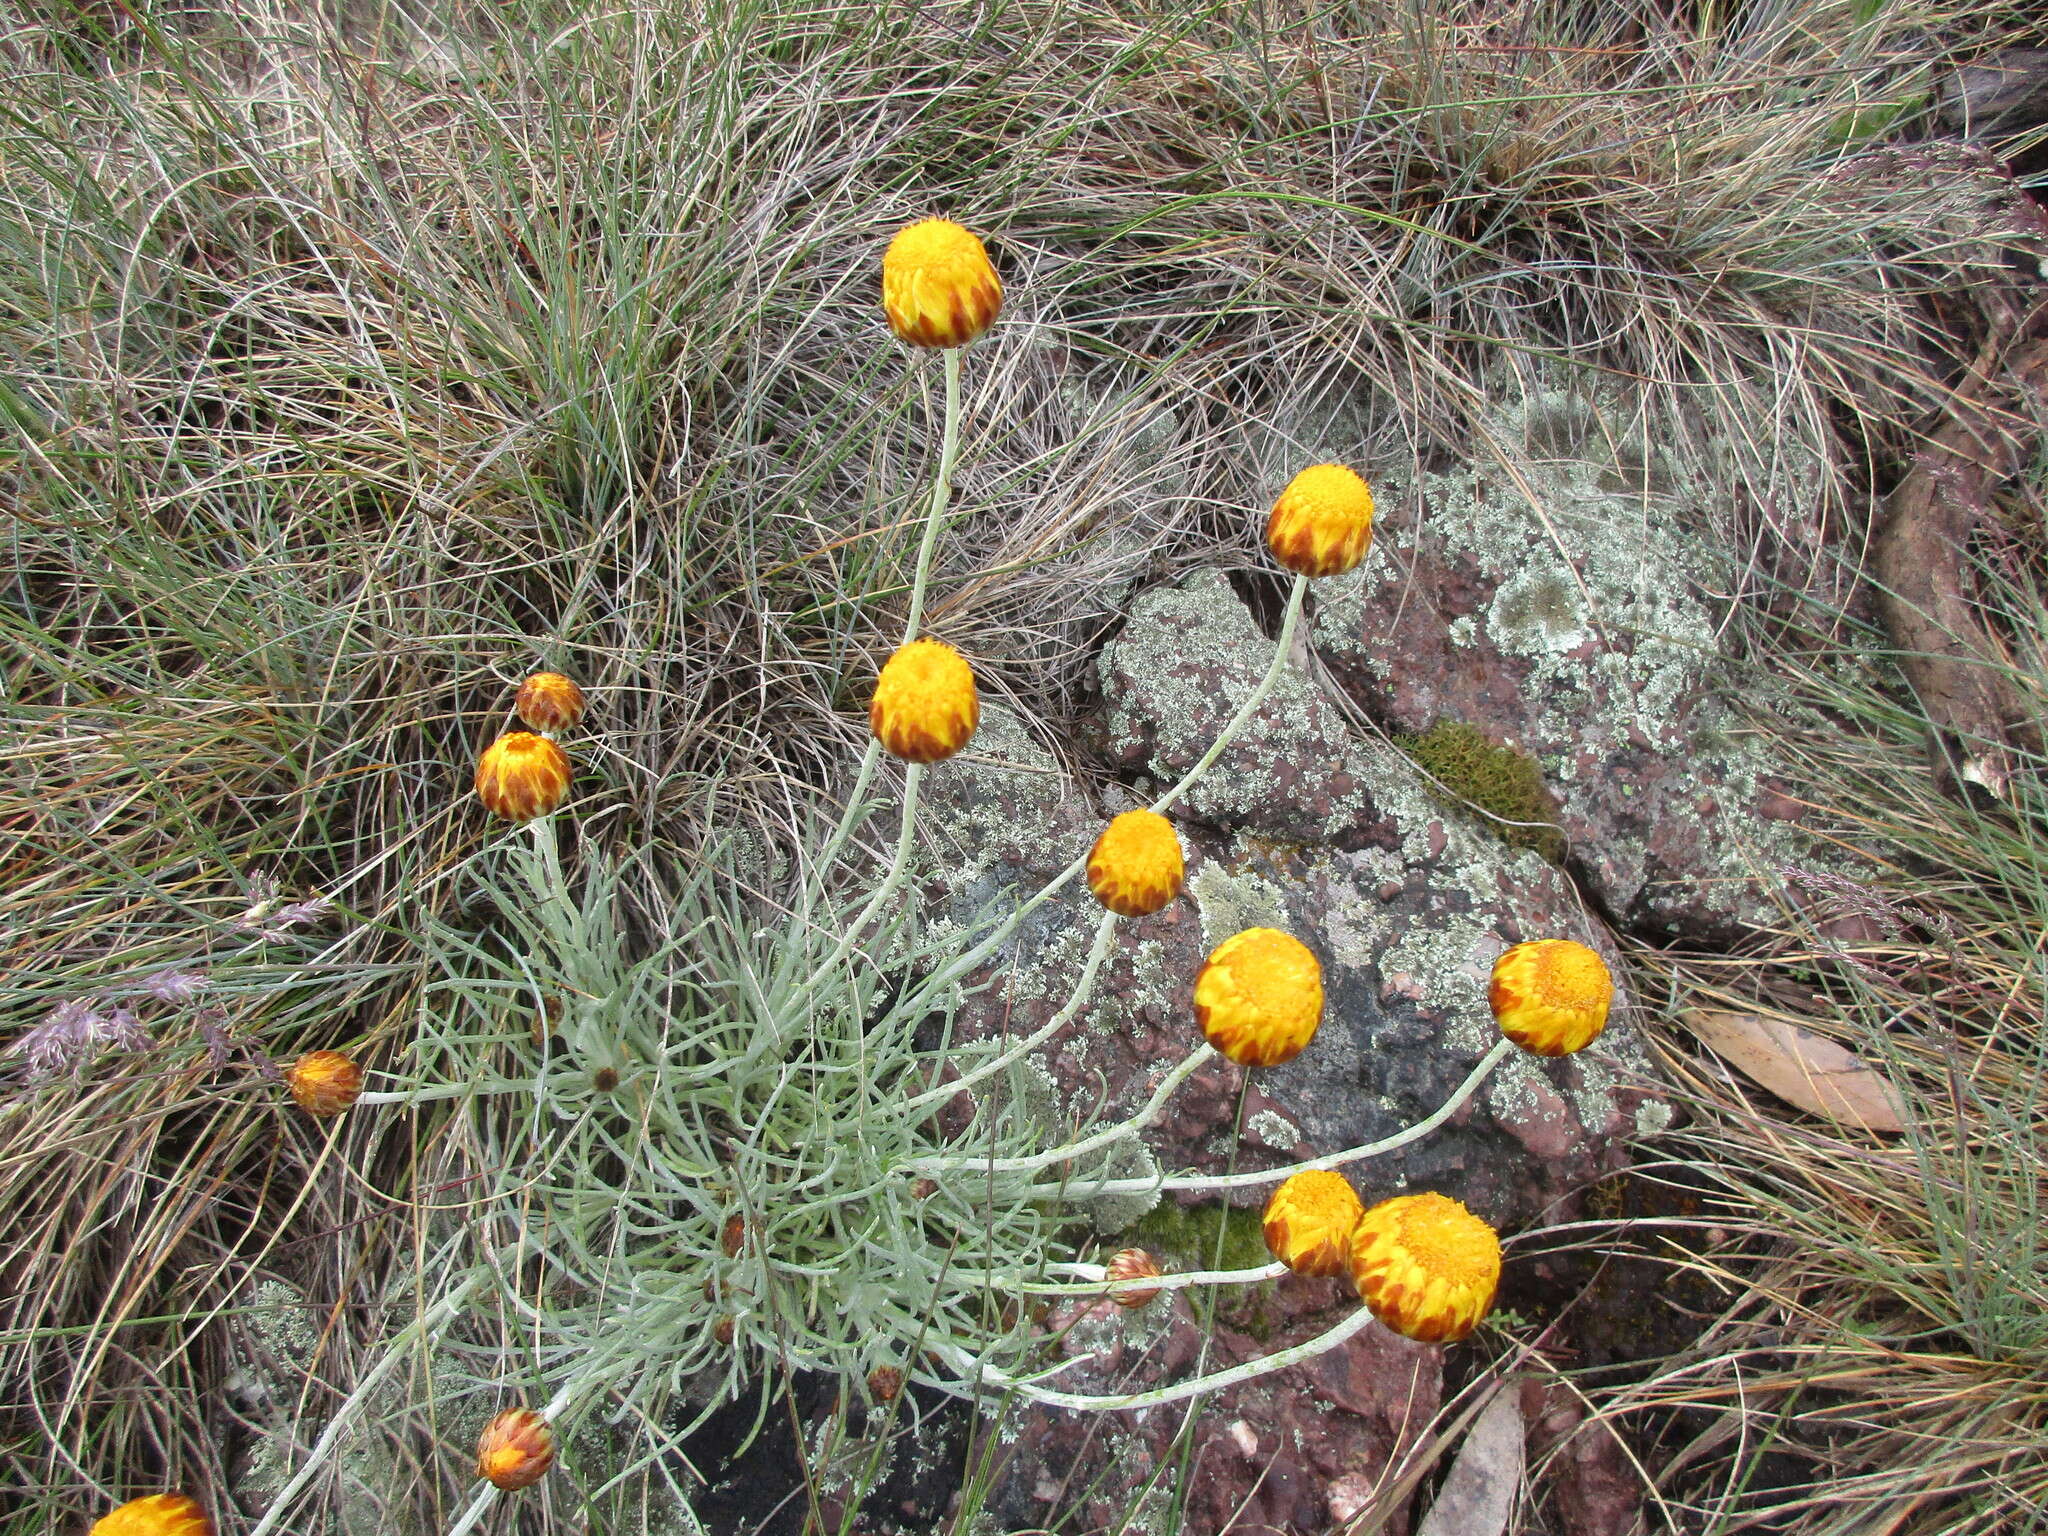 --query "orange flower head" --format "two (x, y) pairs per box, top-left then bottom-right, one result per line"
(474, 731), (572, 821)
(286, 1050), (364, 1116)
(870, 639), (978, 763)
(513, 672), (586, 734)
(882, 219), (1002, 349)
(477, 1407), (555, 1490)
(1193, 928), (1324, 1067)
(1266, 464), (1375, 578)
(1349, 1192), (1500, 1343)
(1488, 938), (1613, 1056)
(1103, 1247), (1165, 1309)
(91, 1495), (213, 1536)
(1086, 809), (1184, 917)
(1262, 1169), (1365, 1277)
